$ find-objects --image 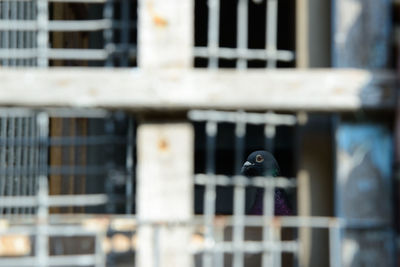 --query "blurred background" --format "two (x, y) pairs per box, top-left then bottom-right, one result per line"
(0, 0), (399, 266)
